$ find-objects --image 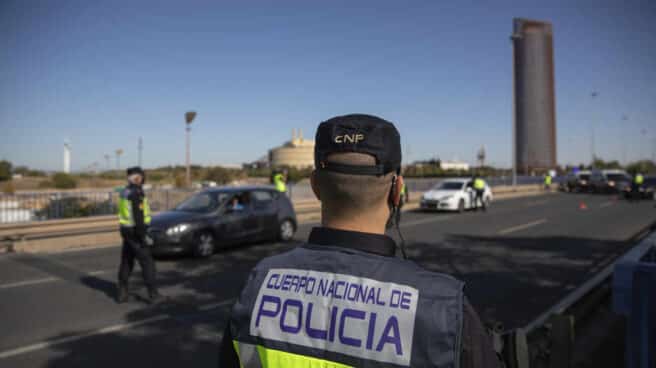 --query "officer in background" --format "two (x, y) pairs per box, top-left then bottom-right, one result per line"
(544, 172), (553, 192)
(473, 173), (487, 211)
(631, 172), (644, 201)
(117, 167), (163, 304)
(272, 169), (287, 193)
(219, 114), (499, 367)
